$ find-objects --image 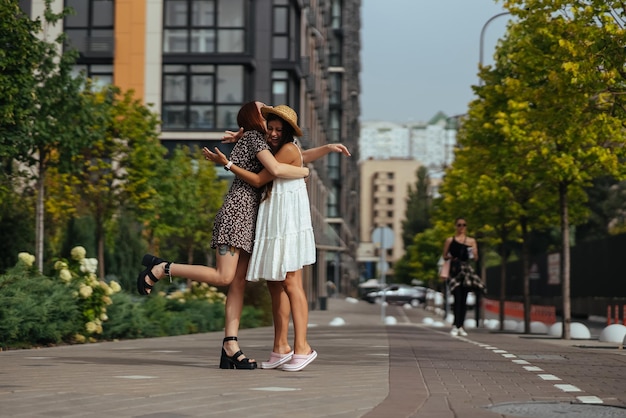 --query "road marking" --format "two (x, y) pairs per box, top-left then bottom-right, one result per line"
(577, 396), (603, 404)
(538, 374), (561, 381)
(523, 366), (543, 372)
(555, 384), (582, 392)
